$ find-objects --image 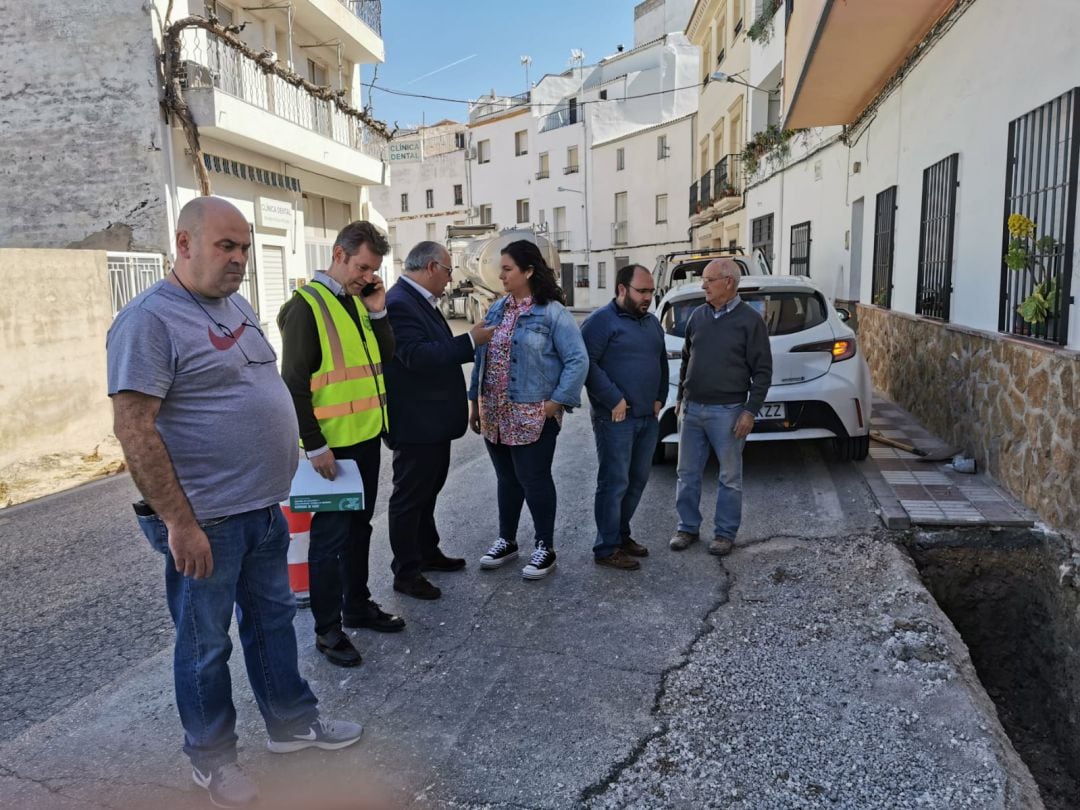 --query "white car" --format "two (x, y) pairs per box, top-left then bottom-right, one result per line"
(653, 275), (873, 462)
